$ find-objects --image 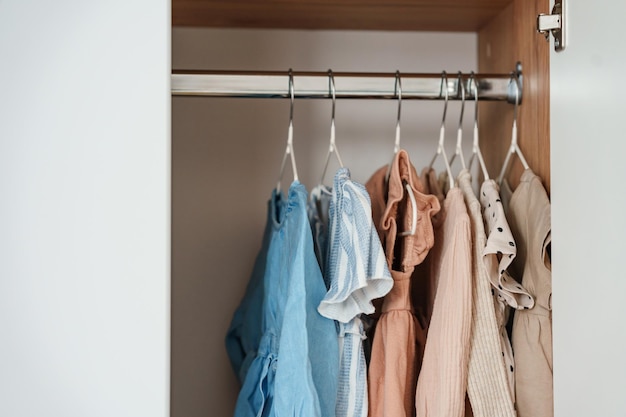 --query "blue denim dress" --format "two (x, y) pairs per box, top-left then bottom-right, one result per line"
(226, 181), (339, 417)
(225, 202), (272, 384)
